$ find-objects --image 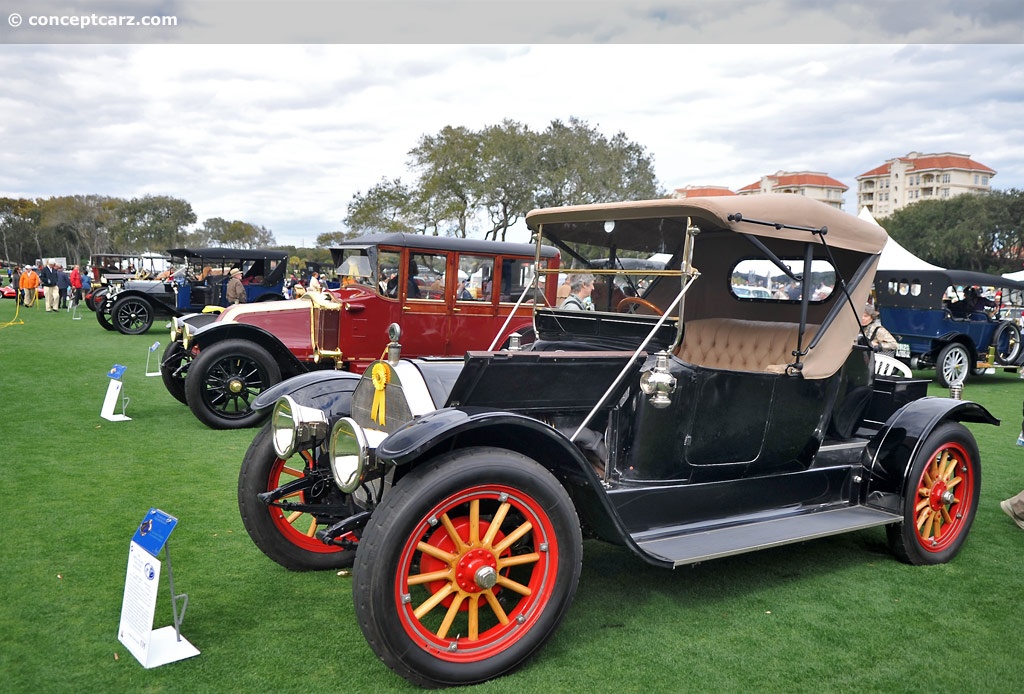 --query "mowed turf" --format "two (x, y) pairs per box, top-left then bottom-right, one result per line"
(1, 296), (1023, 693)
